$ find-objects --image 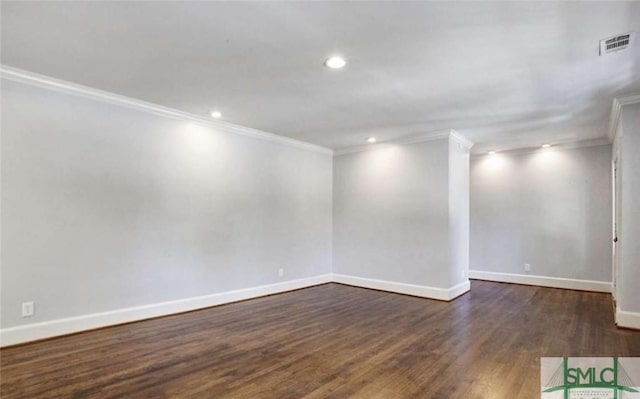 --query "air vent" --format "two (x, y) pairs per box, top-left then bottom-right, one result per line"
(599, 32), (635, 56)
